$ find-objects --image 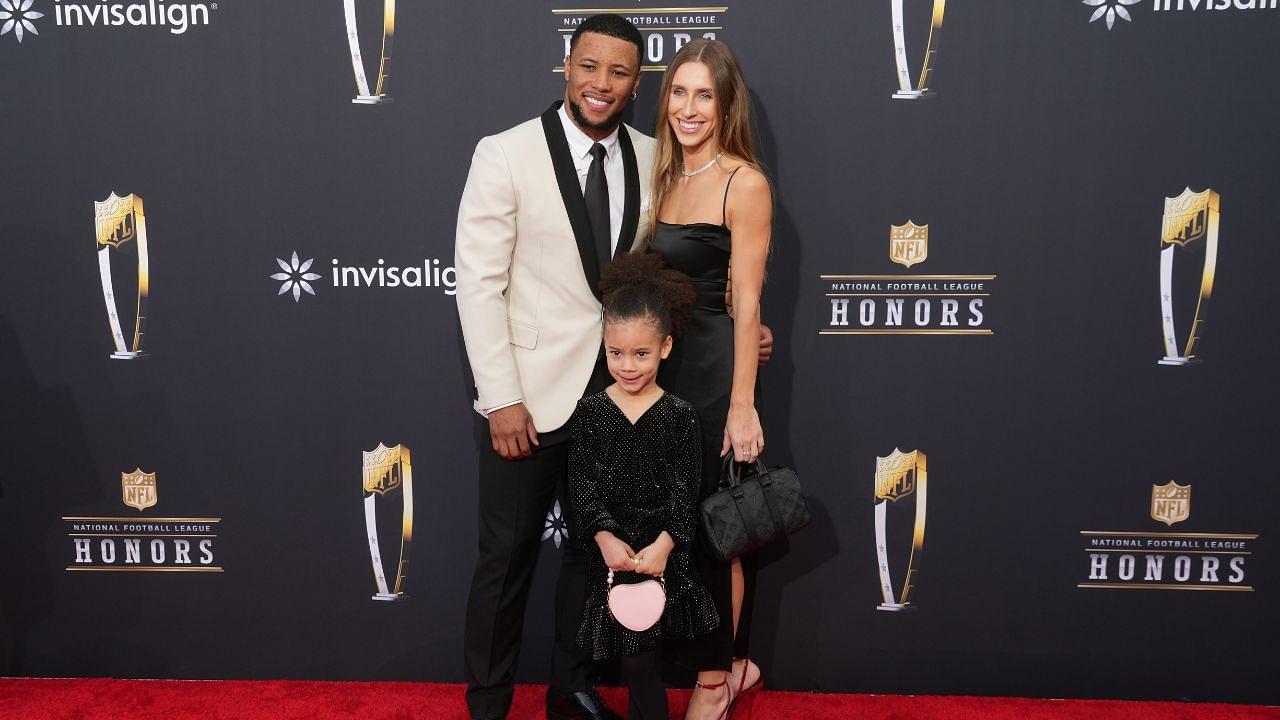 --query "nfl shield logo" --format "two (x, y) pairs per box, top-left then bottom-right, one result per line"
(1161, 188), (1212, 248)
(121, 469), (157, 511)
(1150, 481), (1191, 526)
(890, 221), (929, 269)
(95, 192), (141, 250)
(363, 443), (407, 495)
(875, 448), (919, 502)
